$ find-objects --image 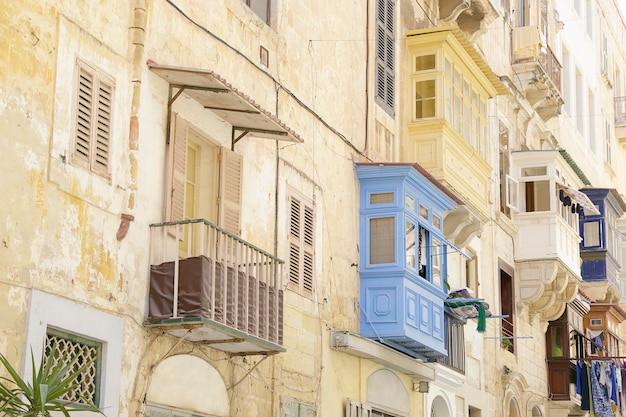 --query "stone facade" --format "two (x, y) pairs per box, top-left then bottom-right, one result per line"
(2, 0), (626, 417)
